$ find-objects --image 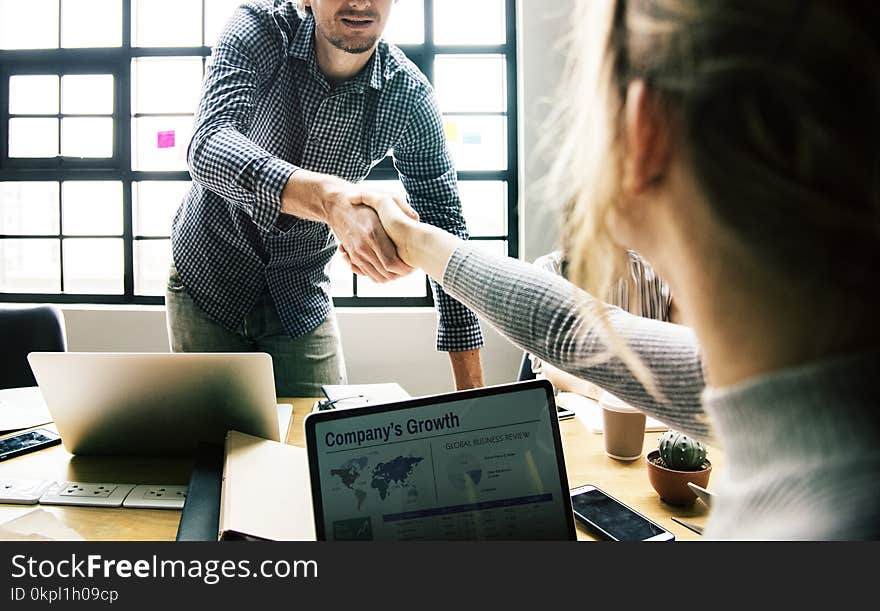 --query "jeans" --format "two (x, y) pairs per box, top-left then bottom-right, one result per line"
(165, 264), (347, 398)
